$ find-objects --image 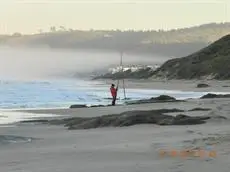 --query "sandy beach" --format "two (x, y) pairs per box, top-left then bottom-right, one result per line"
(1, 4), (230, 171)
(1, 80), (230, 172)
